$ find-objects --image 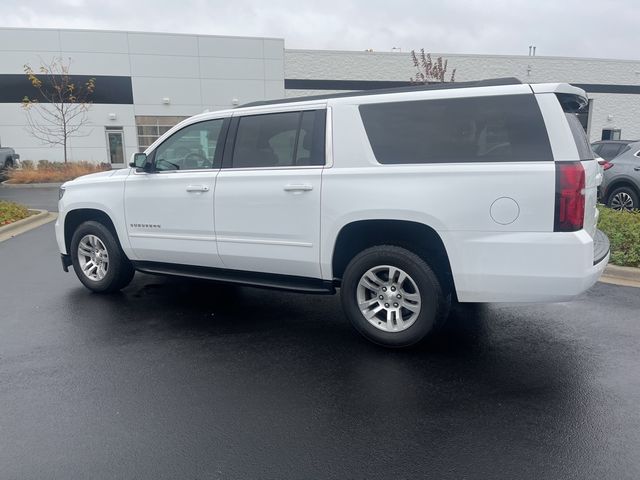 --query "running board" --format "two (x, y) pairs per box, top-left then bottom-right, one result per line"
(132, 261), (336, 294)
